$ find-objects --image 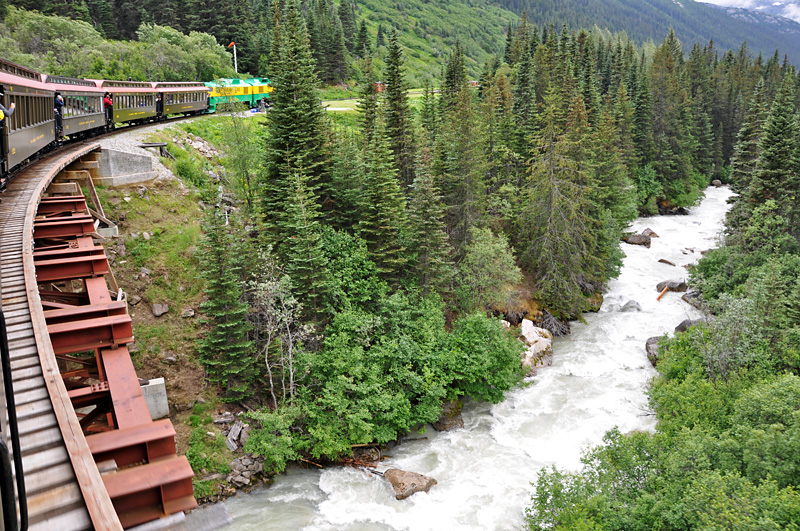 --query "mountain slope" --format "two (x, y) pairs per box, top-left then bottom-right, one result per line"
(700, 0), (800, 25)
(493, 0), (800, 63)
